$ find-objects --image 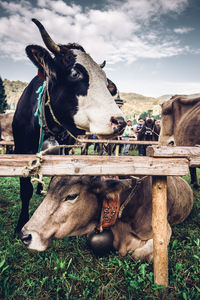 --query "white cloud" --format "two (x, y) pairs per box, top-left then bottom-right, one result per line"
(174, 27), (194, 34)
(108, 0), (188, 21)
(0, 0), (190, 65)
